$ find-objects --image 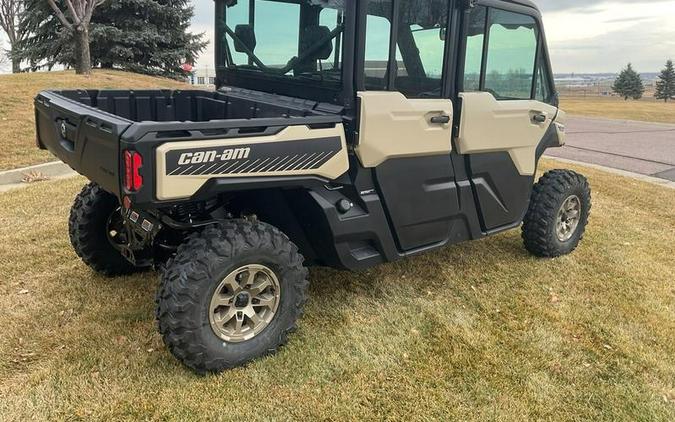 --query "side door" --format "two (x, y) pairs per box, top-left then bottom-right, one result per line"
(456, 3), (561, 231)
(354, 0), (459, 252)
